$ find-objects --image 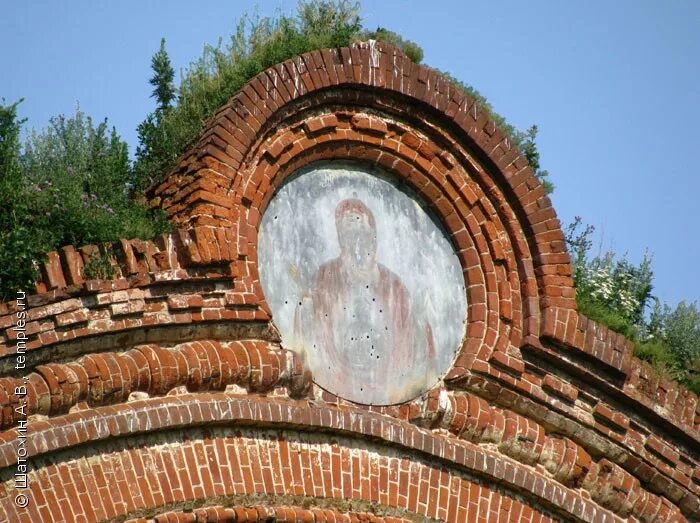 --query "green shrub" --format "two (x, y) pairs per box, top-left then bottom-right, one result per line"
(685, 374), (700, 395)
(566, 217), (700, 390)
(133, 1), (364, 190)
(566, 217), (654, 332)
(133, 1), (552, 193)
(634, 339), (678, 374)
(82, 245), (118, 281)
(634, 336), (700, 394)
(576, 294), (638, 340)
(0, 102), (169, 300)
(362, 27), (423, 63)
(21, 109), (165, 244)
(0, 99), (43, 298)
